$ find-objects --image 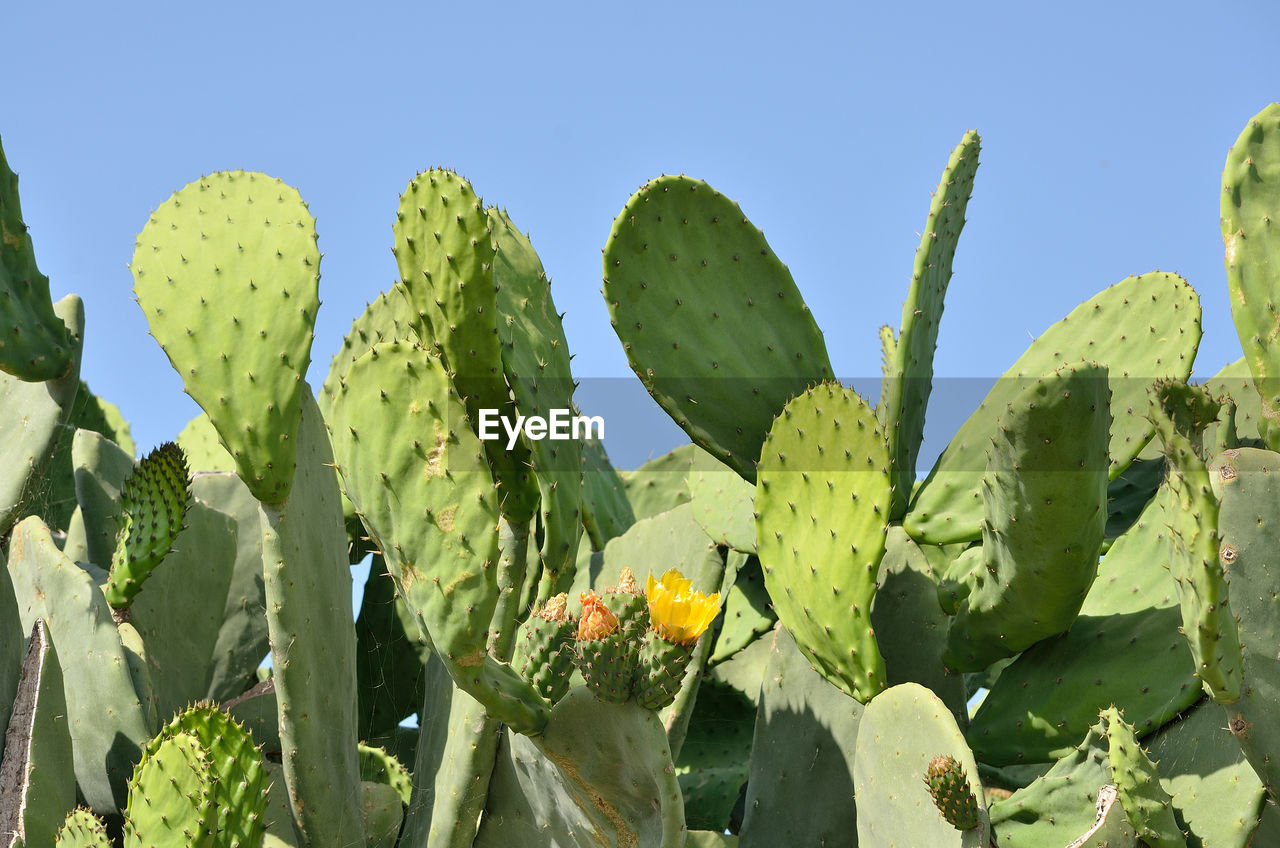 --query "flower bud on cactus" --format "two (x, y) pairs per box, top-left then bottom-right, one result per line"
(575, 591), (634, 703)
(511, 593), (576, 704)
(632, 568), (722, 710)
(604, 566), (650, 639)
(924, 755), (980, 831)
